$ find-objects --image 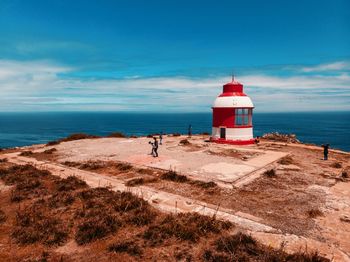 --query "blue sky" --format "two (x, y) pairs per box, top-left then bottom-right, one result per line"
(0, 0), (349, 112)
